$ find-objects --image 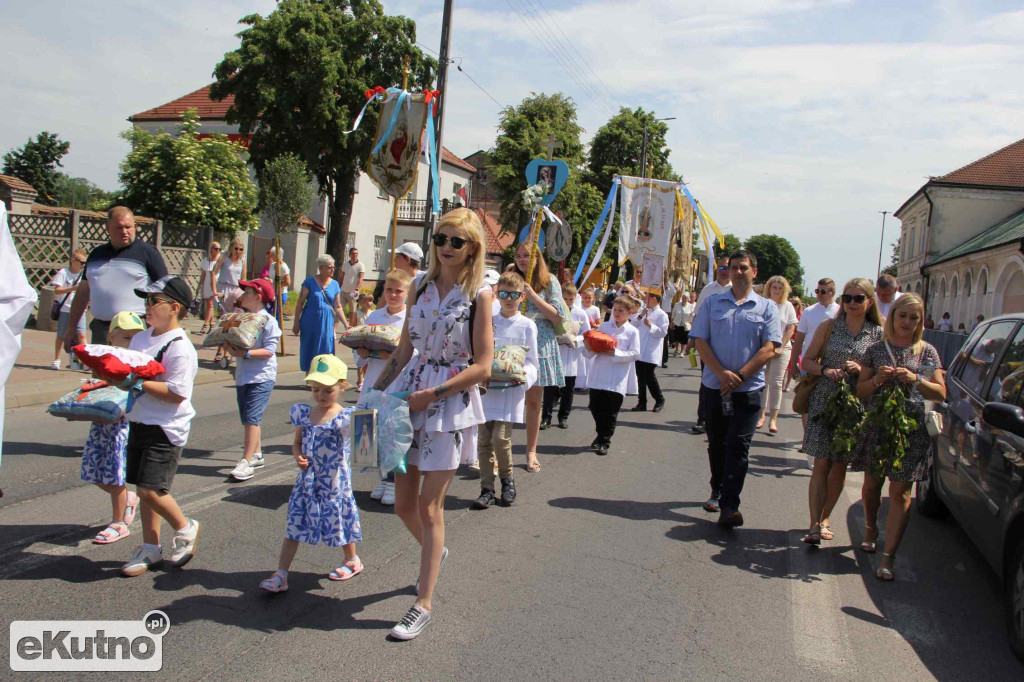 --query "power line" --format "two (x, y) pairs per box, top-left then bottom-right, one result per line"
(515, 0), (605, 107)
(416, 41), (441, 58)
(455, 61), (505, 108)
(532, 0), (623, 109)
